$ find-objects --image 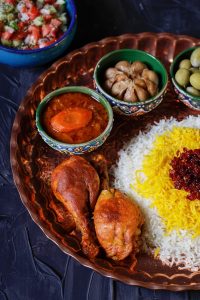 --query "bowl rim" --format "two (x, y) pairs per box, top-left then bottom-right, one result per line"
(170, 46), (200, 102)
(0, 0), (77, 54)
(94, 48), (168, 106)
(36, 86), (114, 147)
